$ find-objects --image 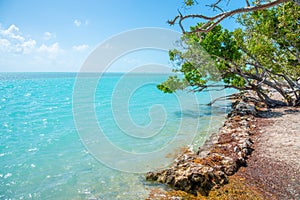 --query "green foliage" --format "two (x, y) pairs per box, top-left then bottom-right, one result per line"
(157, 76), (188, 93)
(159, 23), (243, 93)
(184, 0), (196, 6)
(236, 2), (300, 78)
(159, 2), (300, 106)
